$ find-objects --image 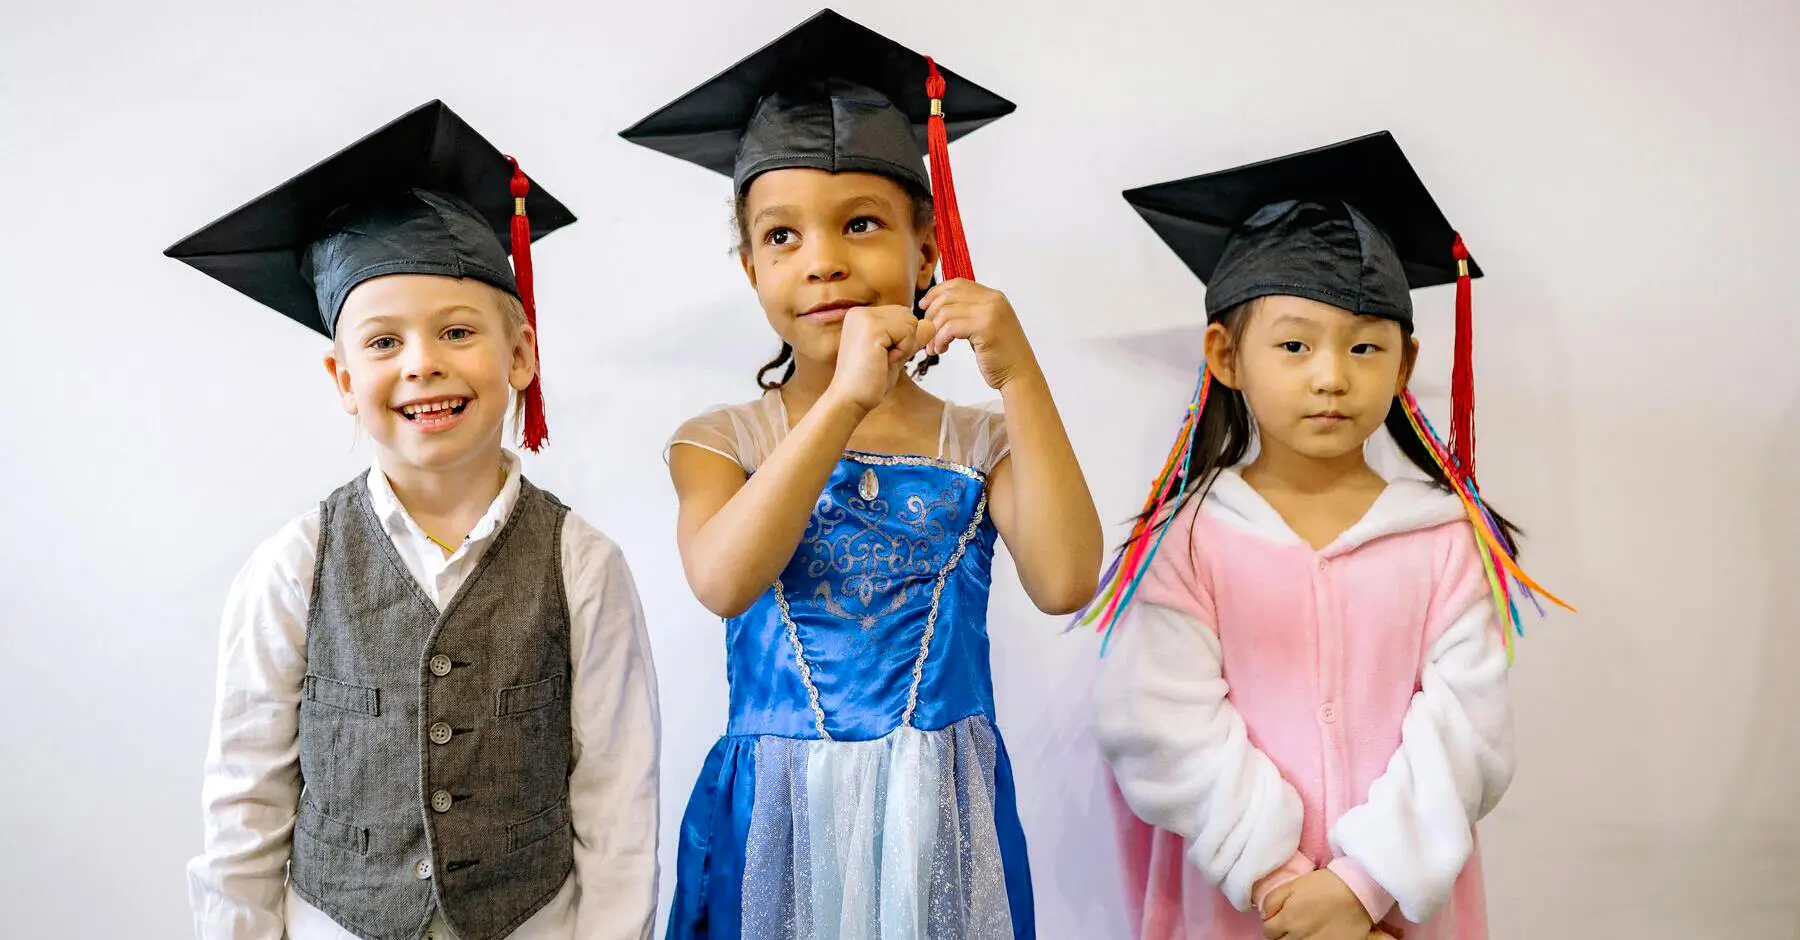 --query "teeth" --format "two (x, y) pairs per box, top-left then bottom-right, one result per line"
(402, 398), (466, 416)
